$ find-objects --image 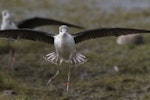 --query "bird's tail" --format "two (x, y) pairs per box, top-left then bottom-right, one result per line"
(43, 52), (62, 65)
(71, 53), (87, 66)
(43, 52), (87, 66)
